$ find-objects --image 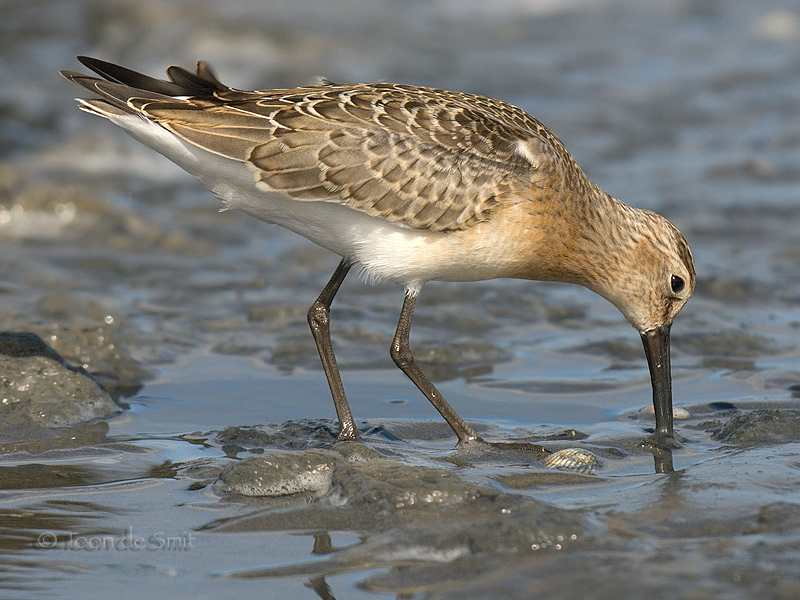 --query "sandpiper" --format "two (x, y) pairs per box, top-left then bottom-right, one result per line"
(62, 57), (695, 447)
